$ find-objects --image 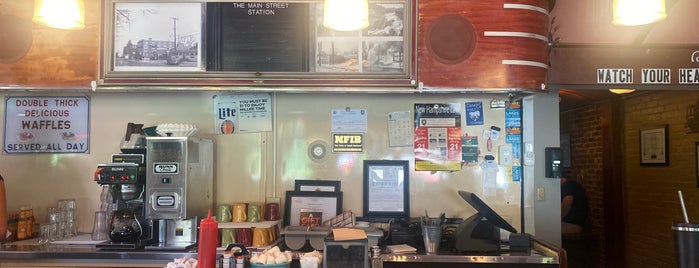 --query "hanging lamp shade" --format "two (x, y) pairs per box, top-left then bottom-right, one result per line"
(609, 88), (636, 94)
(323, 0), (369, 31)
(612, 0), (666, 26)
(33, 0), (85, 30)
